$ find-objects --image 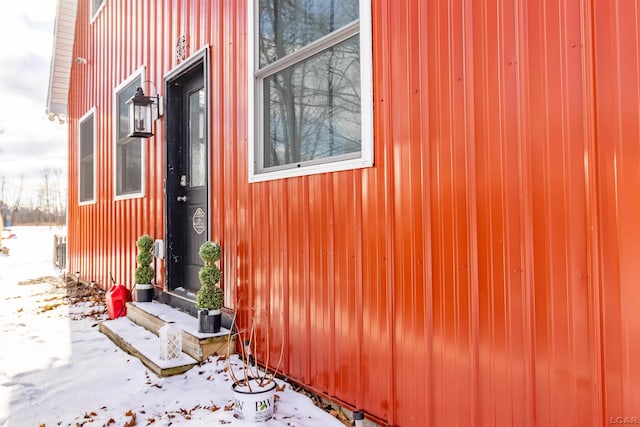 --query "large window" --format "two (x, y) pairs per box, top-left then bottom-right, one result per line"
(248, 0), (373, 181)
(114, 72), (144, 199)
(78, 108), (96, 204)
